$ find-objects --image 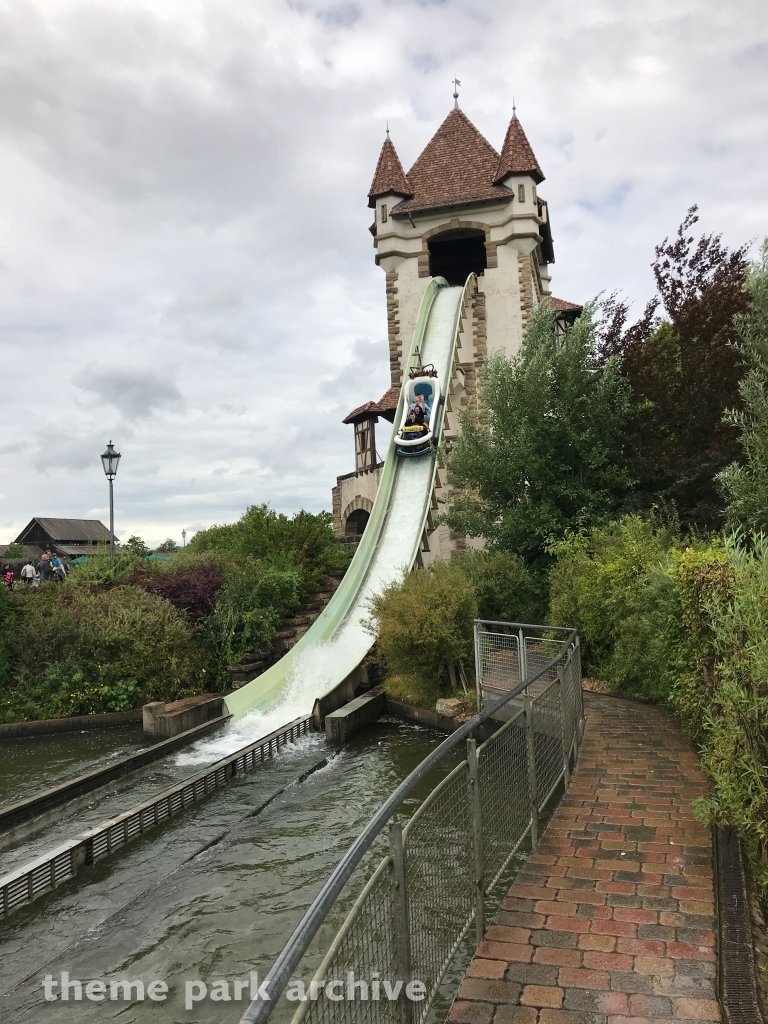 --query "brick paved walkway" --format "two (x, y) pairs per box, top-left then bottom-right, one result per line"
(449, 692), (720, 1024)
